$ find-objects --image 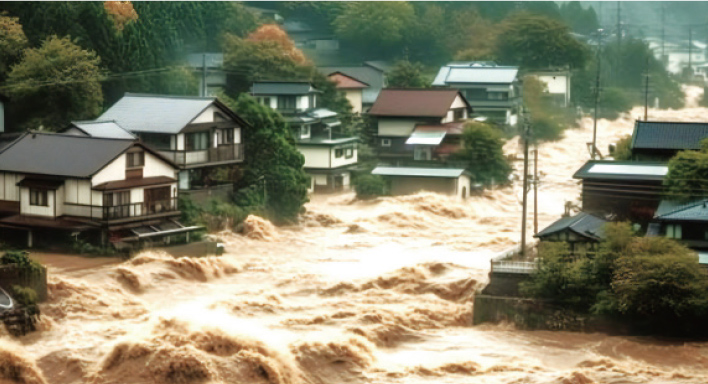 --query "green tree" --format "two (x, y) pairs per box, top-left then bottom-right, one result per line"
(449, 122), (511, 186)
(612, 135), (633, 161)
(333, 2), (415, 58)
(386, 61), (429, 88)
(495, 13), (588, 69)
(6, 35), (103, 131)
(523, 75), (571, 143)
(354, 175), (387, 200)
(664, 139), (708, 201)
(0, 13), (28, 80)
(559, 1), (599, 35)
(219, 93), (309, 224)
